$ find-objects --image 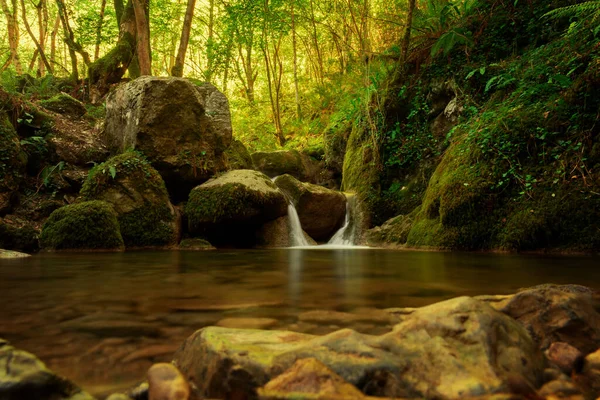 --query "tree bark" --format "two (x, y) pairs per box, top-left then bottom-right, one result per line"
(50, 13), (59, 67)
(114, 0), (123, 25)
(35, 0), (48, 75)
(171, 0), (196, 77)
(56, 0), (91, 67)
(94, 0), (107, 61)
(1, 0), (22, 73)
(20, 0), (53, 73)
(401, 0), (416, 64)
(291, 0), (301, 119)
(132, 0), (151, 75)
(88, 0), (136, 101)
